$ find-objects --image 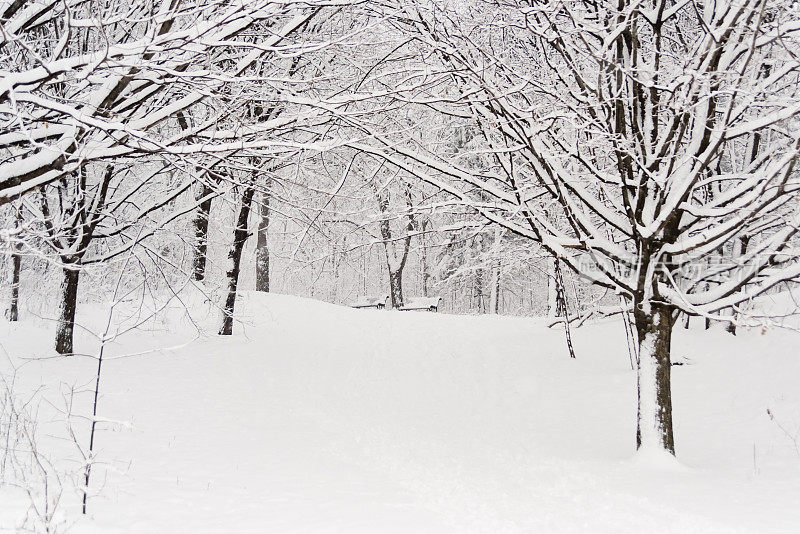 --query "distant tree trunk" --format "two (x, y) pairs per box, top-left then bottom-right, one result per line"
(331, 237), (344, 303)
(389, 269), (404, 309)
(373, 181), (413, 309)
(178, 110), (214, 284)
(489, 261), (500, 314)
(219, 185), (255, 336)
(474, 267), (484, 313)
(489, 226), (501, 314)
(633, 301), (675, 454)
(420, 220), (430, 298)
(553, 256), (576, 359)
(192, 183), (213, 282)
(255, 187), (271, 292)
(726, 236), (750, 335)
(726, 64), (767, 334)
(55, 263), (80, 354)
(362, 248), (368, 295)
(547, 256), (558, 317)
